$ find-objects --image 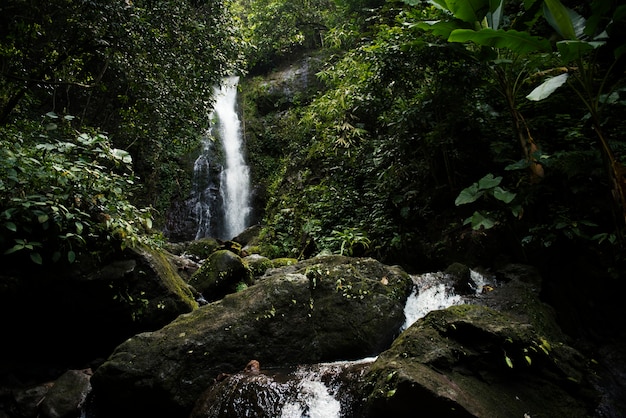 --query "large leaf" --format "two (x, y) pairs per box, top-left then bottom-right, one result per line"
(416, 20), (468, 39)
(557, 40), (605, 64)
(477, 173), (502, 190)
(493, 186), (516, 204)
(448, 28), (551, 54)
(455, 183), (483, 206)
(526, 73), (569, 101)
(543, 0), (578, 40)
(486, 0), (505, 30)
(445, 0), (491, 23)
(464, 211), (496, 230)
